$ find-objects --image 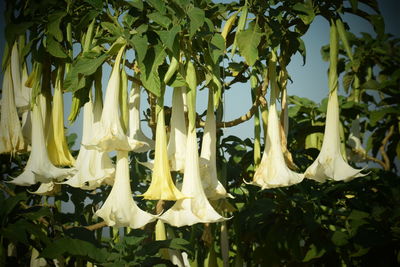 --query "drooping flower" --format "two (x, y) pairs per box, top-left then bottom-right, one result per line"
(95, 150), (156, 228)
(46, 67), (75, 166)
(167, 87), (187, 173)
(304, 89), (366, 182)
(9, 98), (76, 186)
(62, 95), (115, 190)
(141, 96), (186, 201)
(160, 129), (227, 227)
(250, 54), (303, 189)
(304, 22), (366, 182)
(160, 65), (226, 227)
(127, 81), (154, 152)
(0, 65), (25, 155)
(86, 45), (146, 152)
(199, 89), (232, 200)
